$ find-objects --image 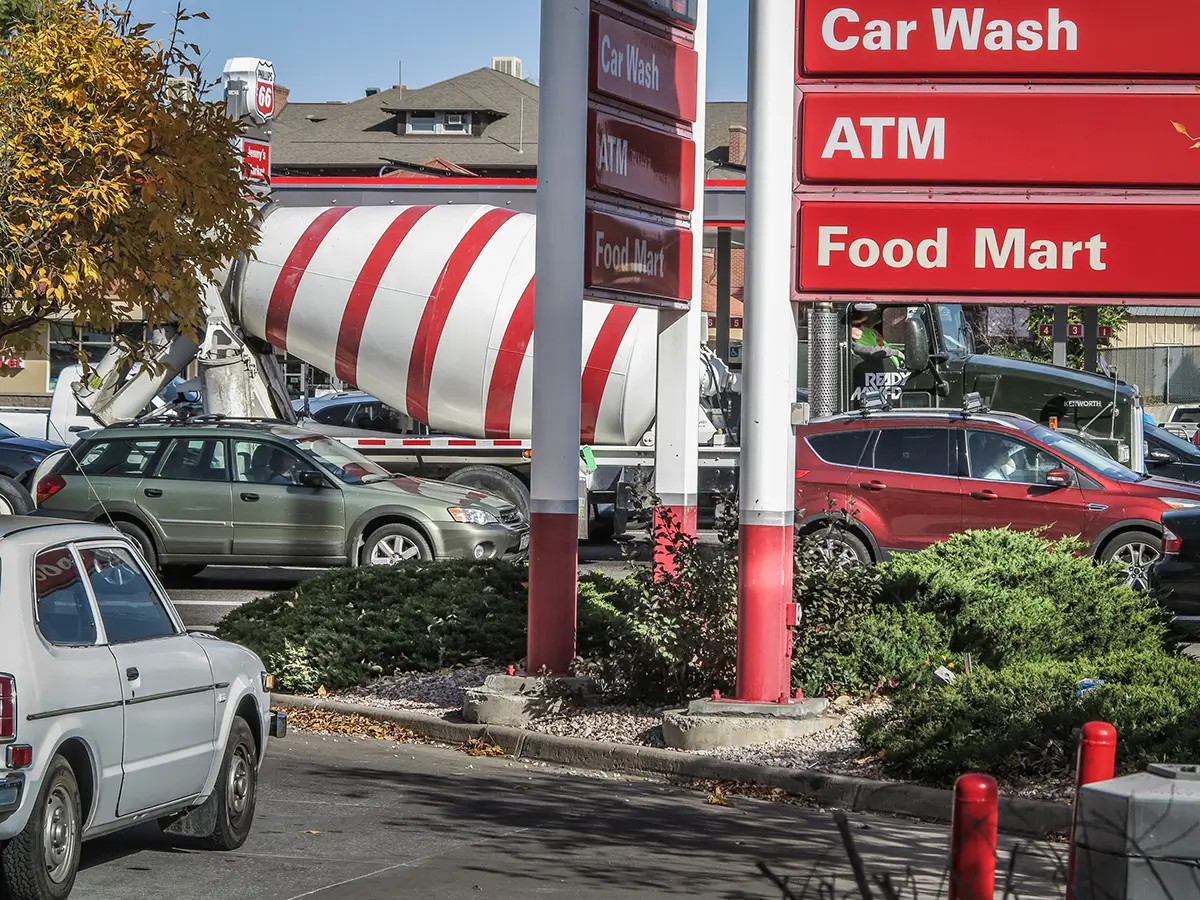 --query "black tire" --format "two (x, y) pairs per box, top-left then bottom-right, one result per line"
(361, 523), (433, 566)
(202, 718), (257, 851)
(802, 524), (872, 565)
(160, 564), (208, 584)
(1099, 530), (1161, 591)
(444, 465), (530, 522)
(112, 519), (158, 572)
(0, 474), (34, 516)
(0, 756), (83, 900)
